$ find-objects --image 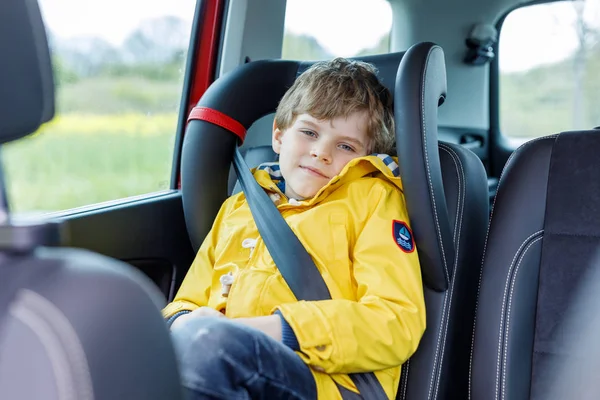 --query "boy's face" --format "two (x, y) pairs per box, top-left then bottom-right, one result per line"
(272, 112), (370, 200)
